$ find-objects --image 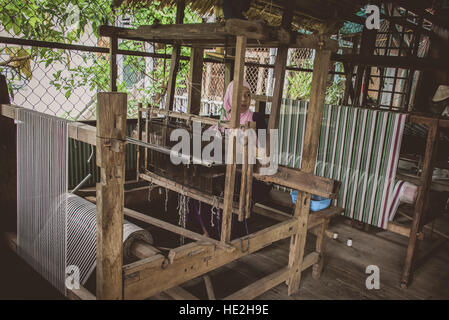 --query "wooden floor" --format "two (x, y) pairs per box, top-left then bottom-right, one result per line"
(1, 213), (448, 300)
(153, 215), (449, 300)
